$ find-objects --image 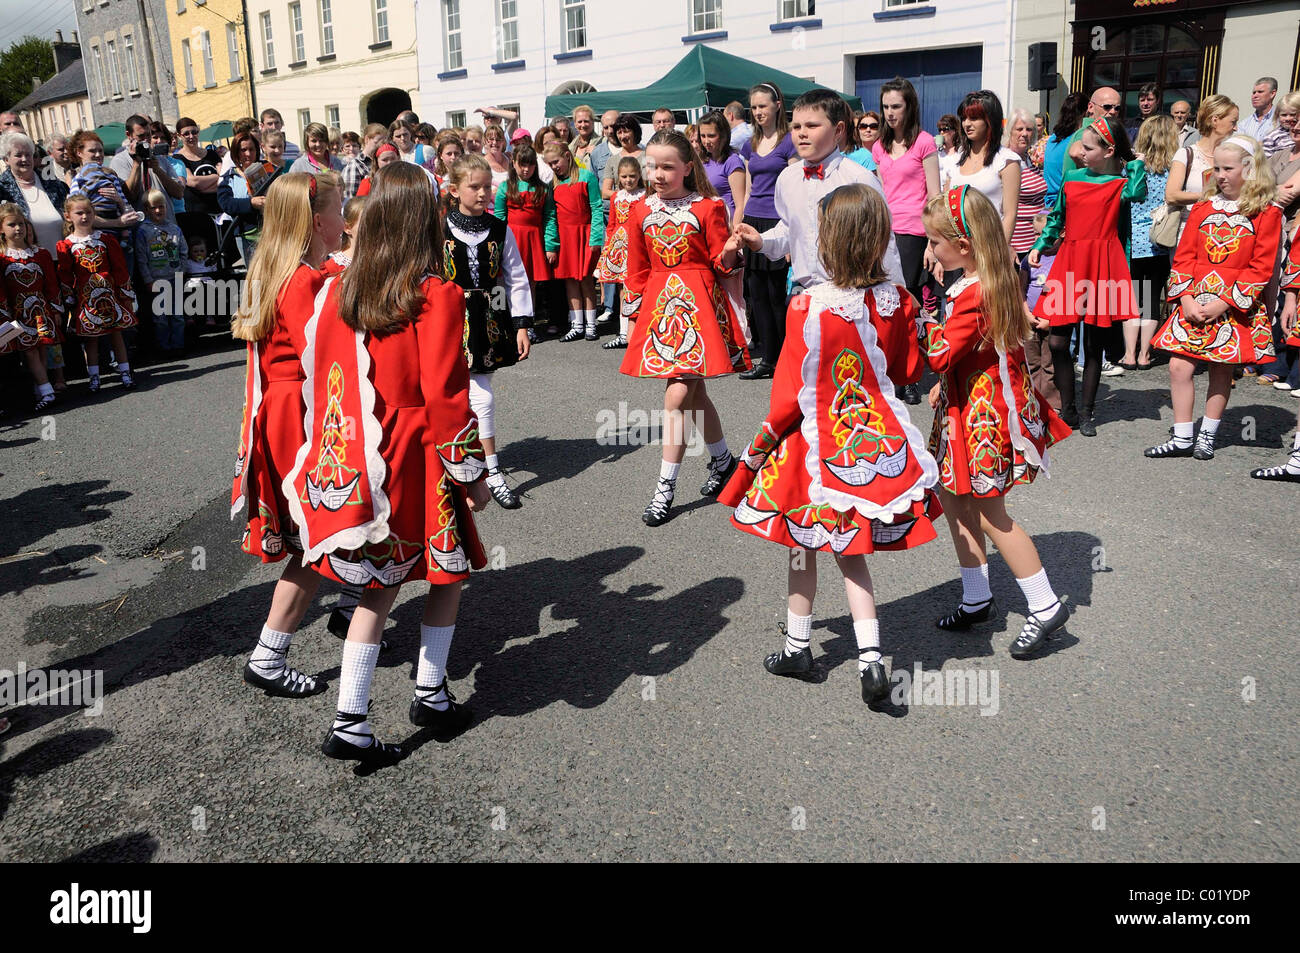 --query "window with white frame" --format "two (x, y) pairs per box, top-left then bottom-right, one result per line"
(90, 44), (104, 100)
(77, 101), (87, 127)
(181, 39), (195, 91)
(780, 0), (814, 18)
(61, 104), (70, 132)
(298, 108), (311, 141)
(562, 0), (587, 51)
(883, 0), (924, 6)
(261, 12), (275, 68)
(227, 24), (242, 79)
(200, 30), (215, 86)
(496, 0), (519, 61)
(289, 2), (306, 62)
(326, 104), (340, 129)
(106, 39), (121, 95)
(374, 0), (389, 43)
(447, 110), (467, 128)
(443, 0), (463, 71)
(124, 32), (139, 92)
(690, 0), (722, 33)
(176, 0), (185, 11)
(319, 0), (334, 56)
